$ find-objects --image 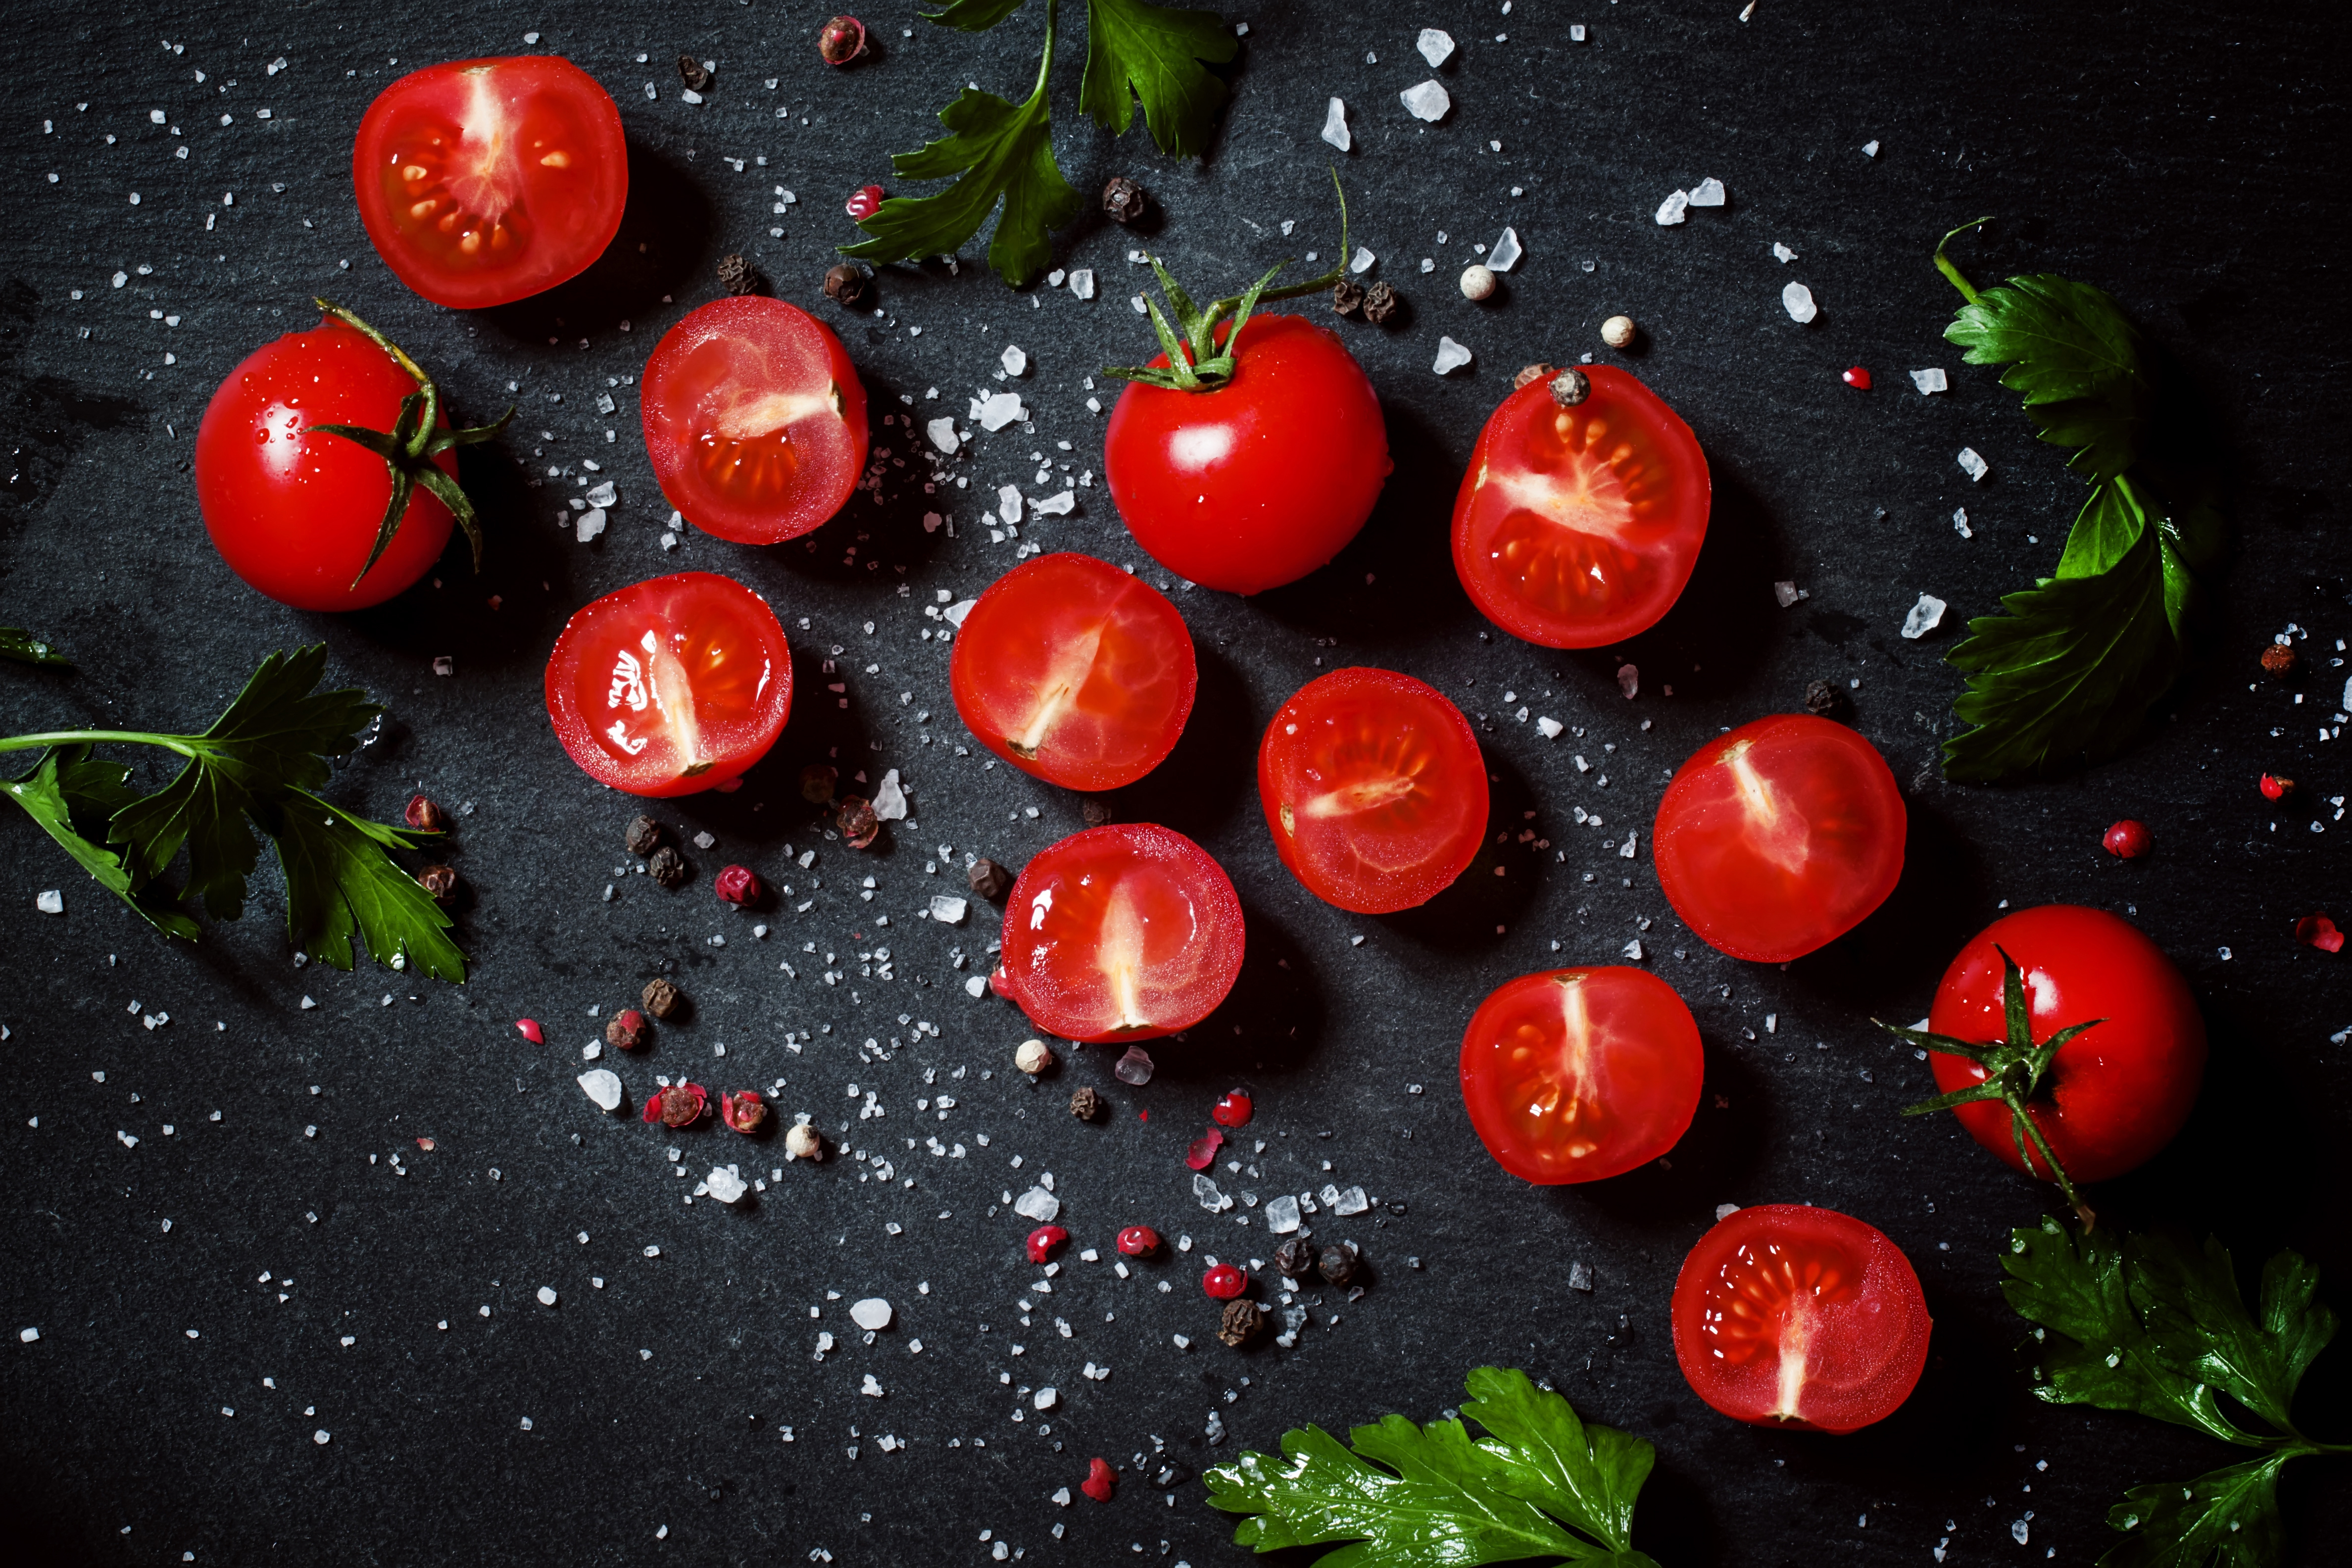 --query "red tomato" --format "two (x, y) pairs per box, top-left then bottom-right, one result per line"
(1652, 715), (1905, 963)
(641, 296), (869, 544)
(1926, 906), (2205, 1184)
(544, 572), (793, 796)
(1458, 967), (1704, 1183)
(1452, 367), (1711, 648)
(1257, 668), (1487, 914)
(1670, 1205), (1931, 1434)
(949, 554), (1197, 791)
(993, 824), (1245, 1043)
(195, 312), (455, 610)
(1104, 314), (1390, 594)
(352, 56), (627, 309)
